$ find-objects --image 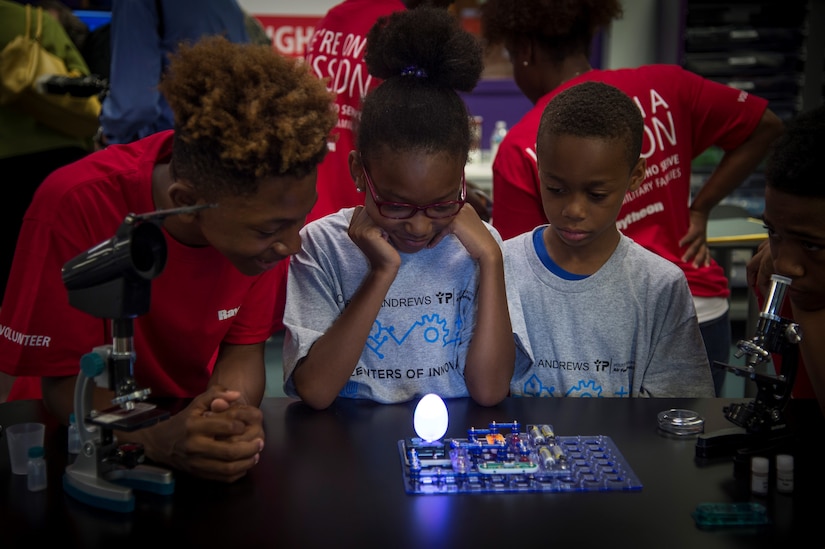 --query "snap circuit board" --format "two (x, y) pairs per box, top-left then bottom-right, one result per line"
(398, 421), (643, 494)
